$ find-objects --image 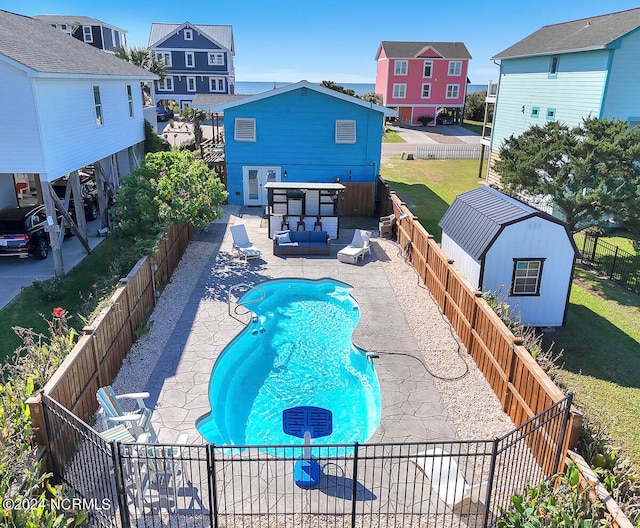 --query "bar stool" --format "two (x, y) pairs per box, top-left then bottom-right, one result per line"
(296, 220), (306, 231)
(281, 216), (290, 231)
(313, 217), (323, 231)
